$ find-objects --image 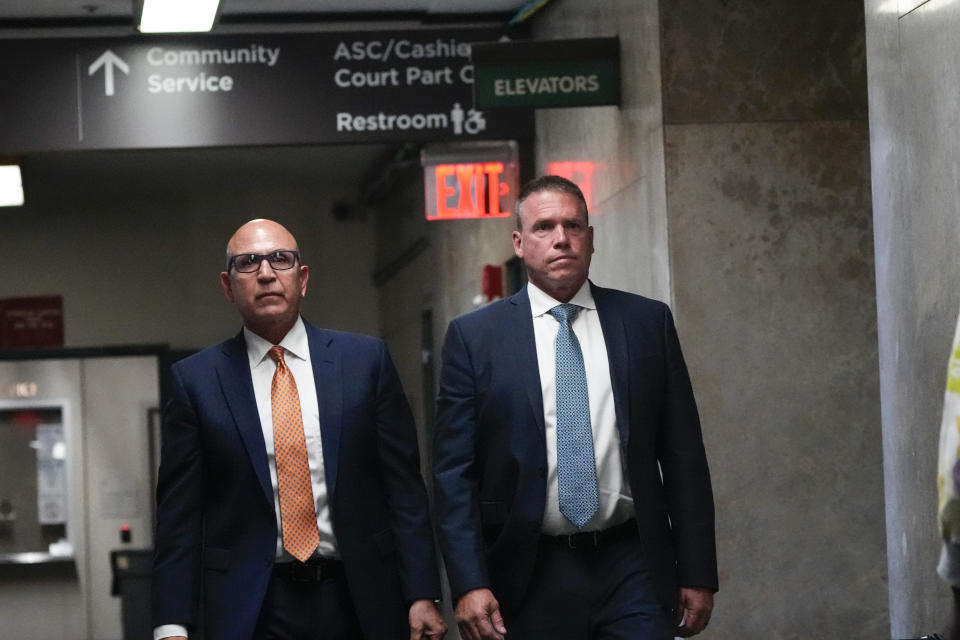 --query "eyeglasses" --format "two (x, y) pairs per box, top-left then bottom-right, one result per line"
(227, 250), (300, 273)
